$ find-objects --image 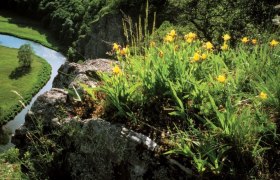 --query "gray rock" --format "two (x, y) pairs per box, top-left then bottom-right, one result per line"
(53, 58), (116, 89)
(66, 118), (158, 179)
(24, 88), (69, 127)
(273, 4), (280, 26)
(83, 13), (125, 59)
